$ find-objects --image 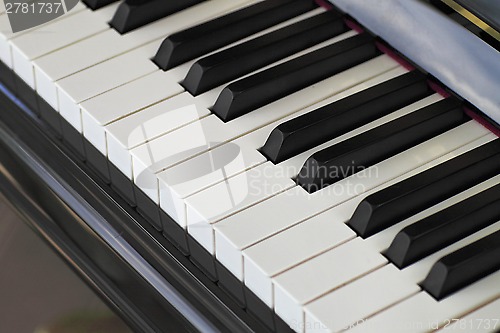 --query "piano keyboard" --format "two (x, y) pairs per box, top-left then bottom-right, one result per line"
(0, 0), (498, 332)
